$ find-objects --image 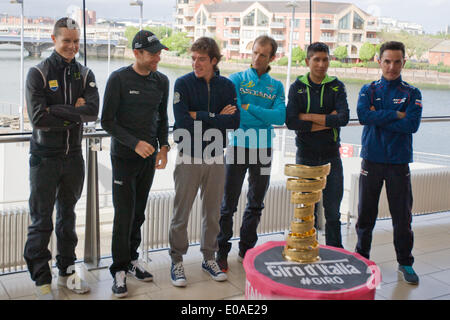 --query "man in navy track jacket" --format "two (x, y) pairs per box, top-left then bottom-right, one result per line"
(355, 41), (423, 285)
